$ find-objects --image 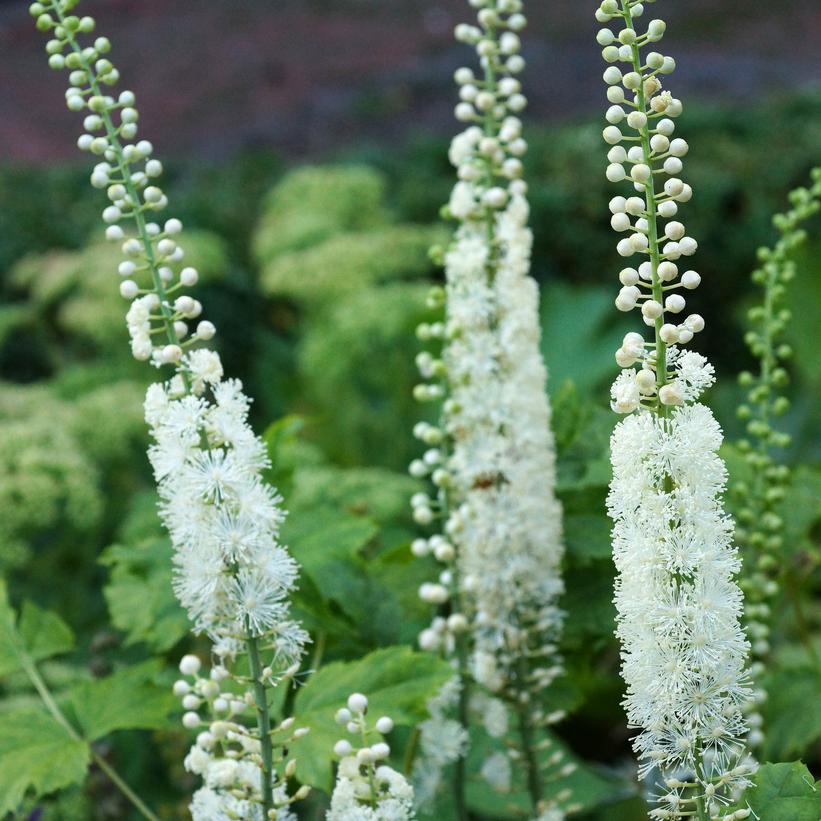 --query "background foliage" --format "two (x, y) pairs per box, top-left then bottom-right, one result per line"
(0, 91), (818, 819)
